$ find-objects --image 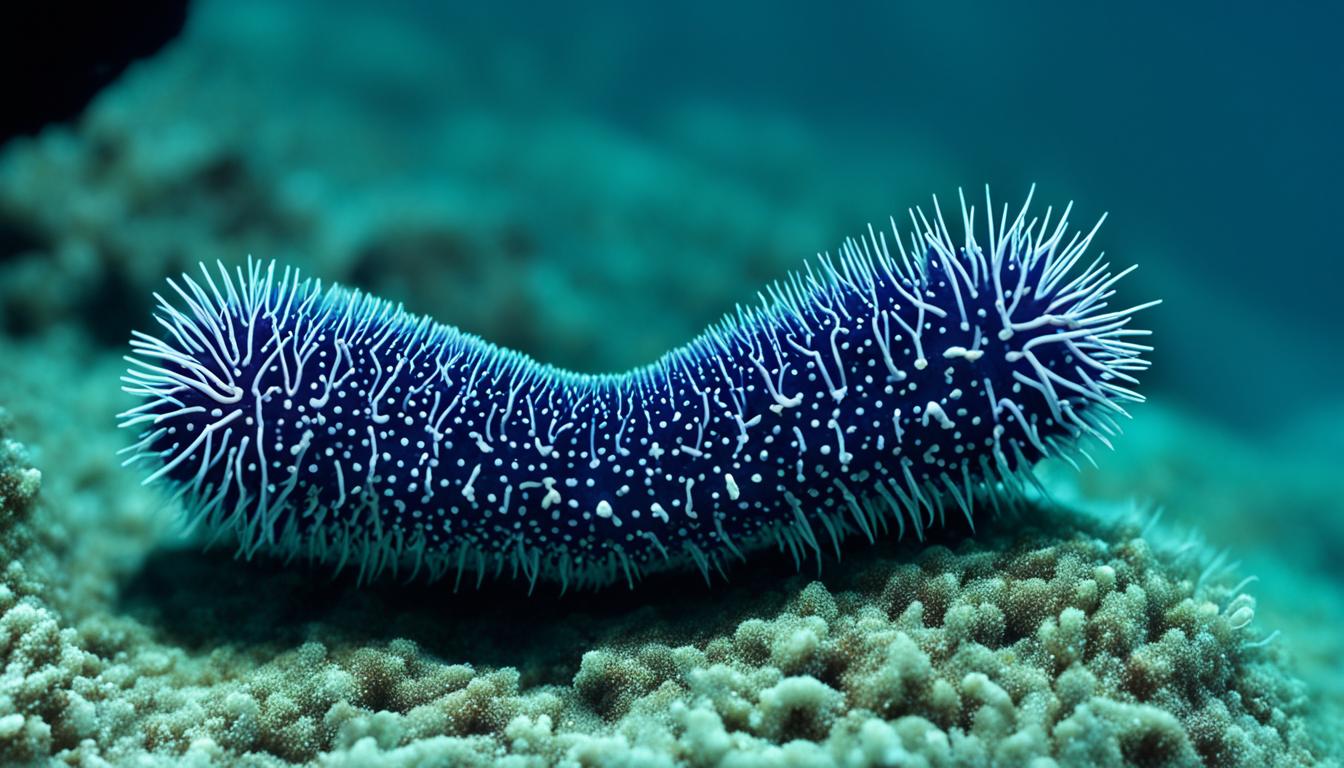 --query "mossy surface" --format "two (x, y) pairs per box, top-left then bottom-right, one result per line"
(0, 2), (1341, 765)
(0, 400), (1328, 765)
